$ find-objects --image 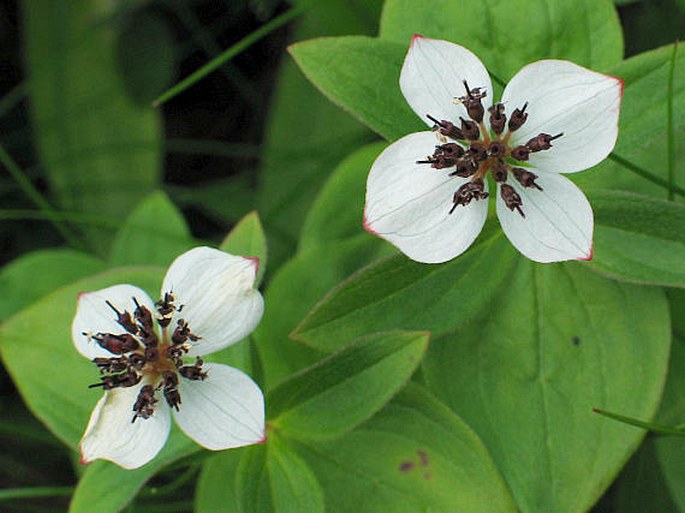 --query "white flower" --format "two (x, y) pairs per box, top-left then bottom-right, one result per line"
(72, 247), (265, 469)
(364, 36), (622, 263)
